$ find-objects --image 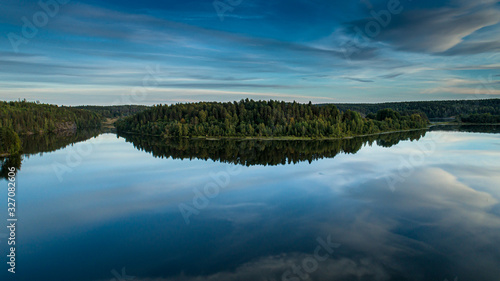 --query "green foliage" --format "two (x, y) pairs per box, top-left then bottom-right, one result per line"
(331, 99), (500, 118)
(0, 100), (102, 135)
(458, 113), (500, 123)
(376, 108), (401, 121)
(75, 105), (149, 118)
(0, 127), (21, 155)
(116, 99), (429, 138)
